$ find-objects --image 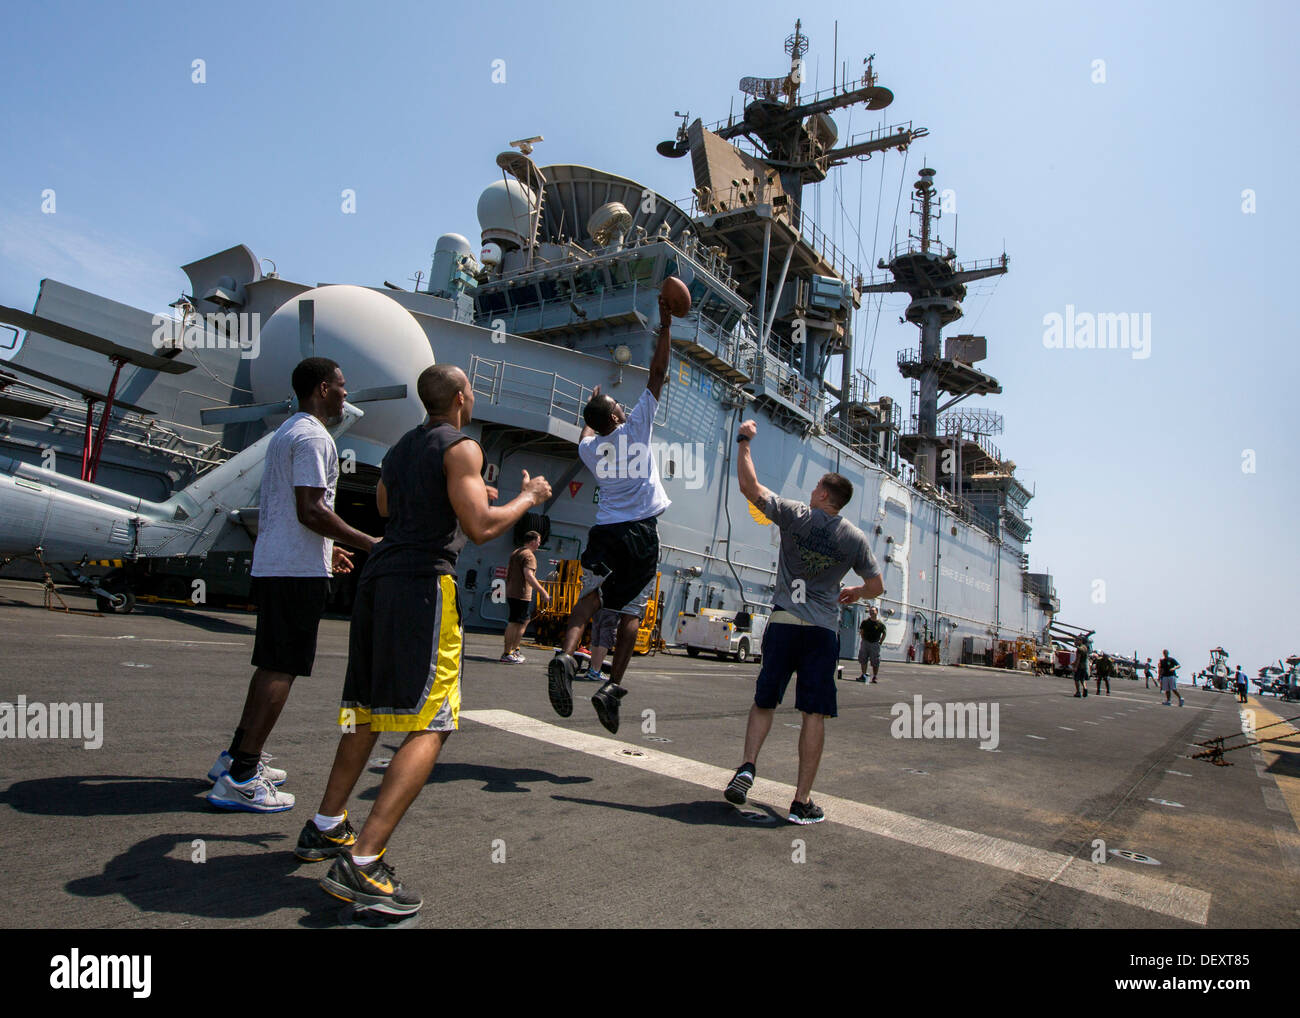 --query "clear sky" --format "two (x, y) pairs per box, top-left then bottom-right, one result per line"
(1, 0), (1296, 675)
